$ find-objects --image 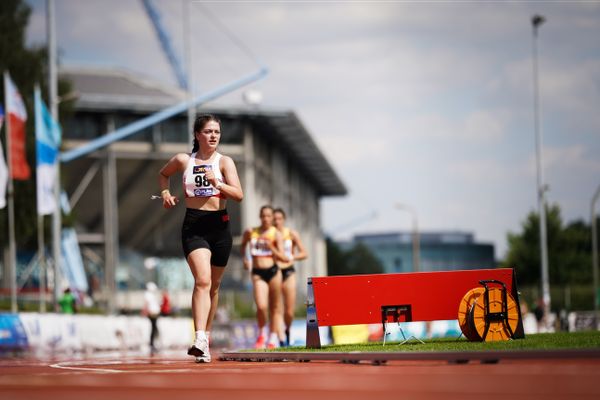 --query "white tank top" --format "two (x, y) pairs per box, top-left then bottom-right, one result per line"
(281, 227), (293, 259)
(183, 152), (225, 198)
(249, 226), (277, 257)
